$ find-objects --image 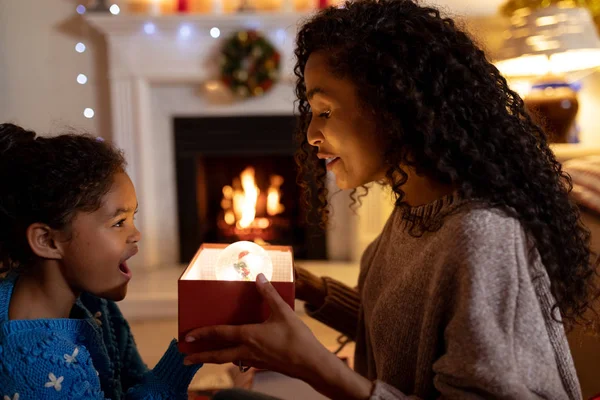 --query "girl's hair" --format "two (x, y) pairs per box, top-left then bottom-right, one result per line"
(293, 0), (598, 329)
(0, 123), (126, 274)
